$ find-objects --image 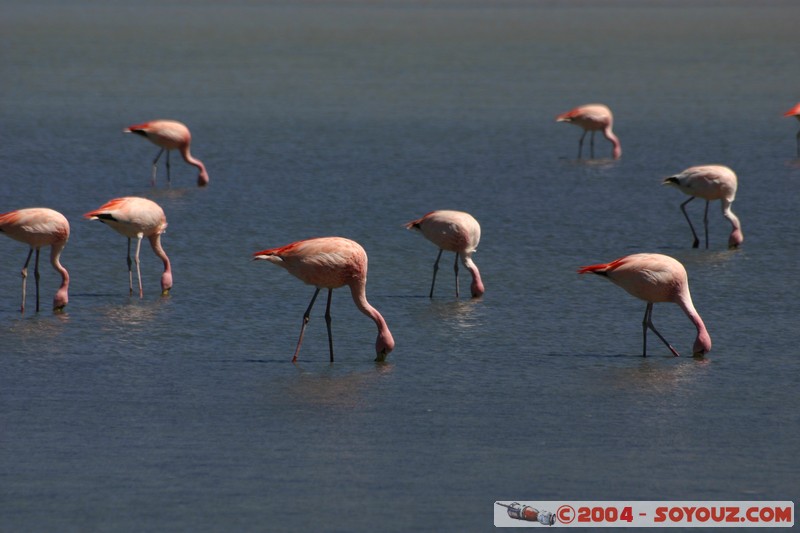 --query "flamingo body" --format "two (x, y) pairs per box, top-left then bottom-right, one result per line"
(405, 210), (485, 298)
(253, 237), (395, 362)
(556, 103), (621, 159)
(0, 208), (70, 312)
(663, 165), (743, 249)
(578, 253), (711, 357)
(124, 119), (209, 186)
(783, 102), (800, 156)
(84, 197), (172, 297)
